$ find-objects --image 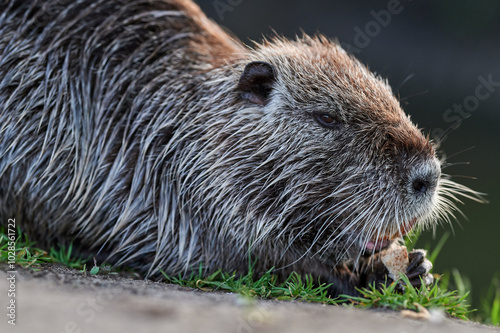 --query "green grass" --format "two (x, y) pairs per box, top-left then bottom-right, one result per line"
(0, 226), (88, 270)
(48, 242), (88, 269)
(479, 274), (500, 326)
(161, 263), (472, 320)
(1, 226), (499, 325)
(162, 264), (341, 304)
(344, 274), (471, 320)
